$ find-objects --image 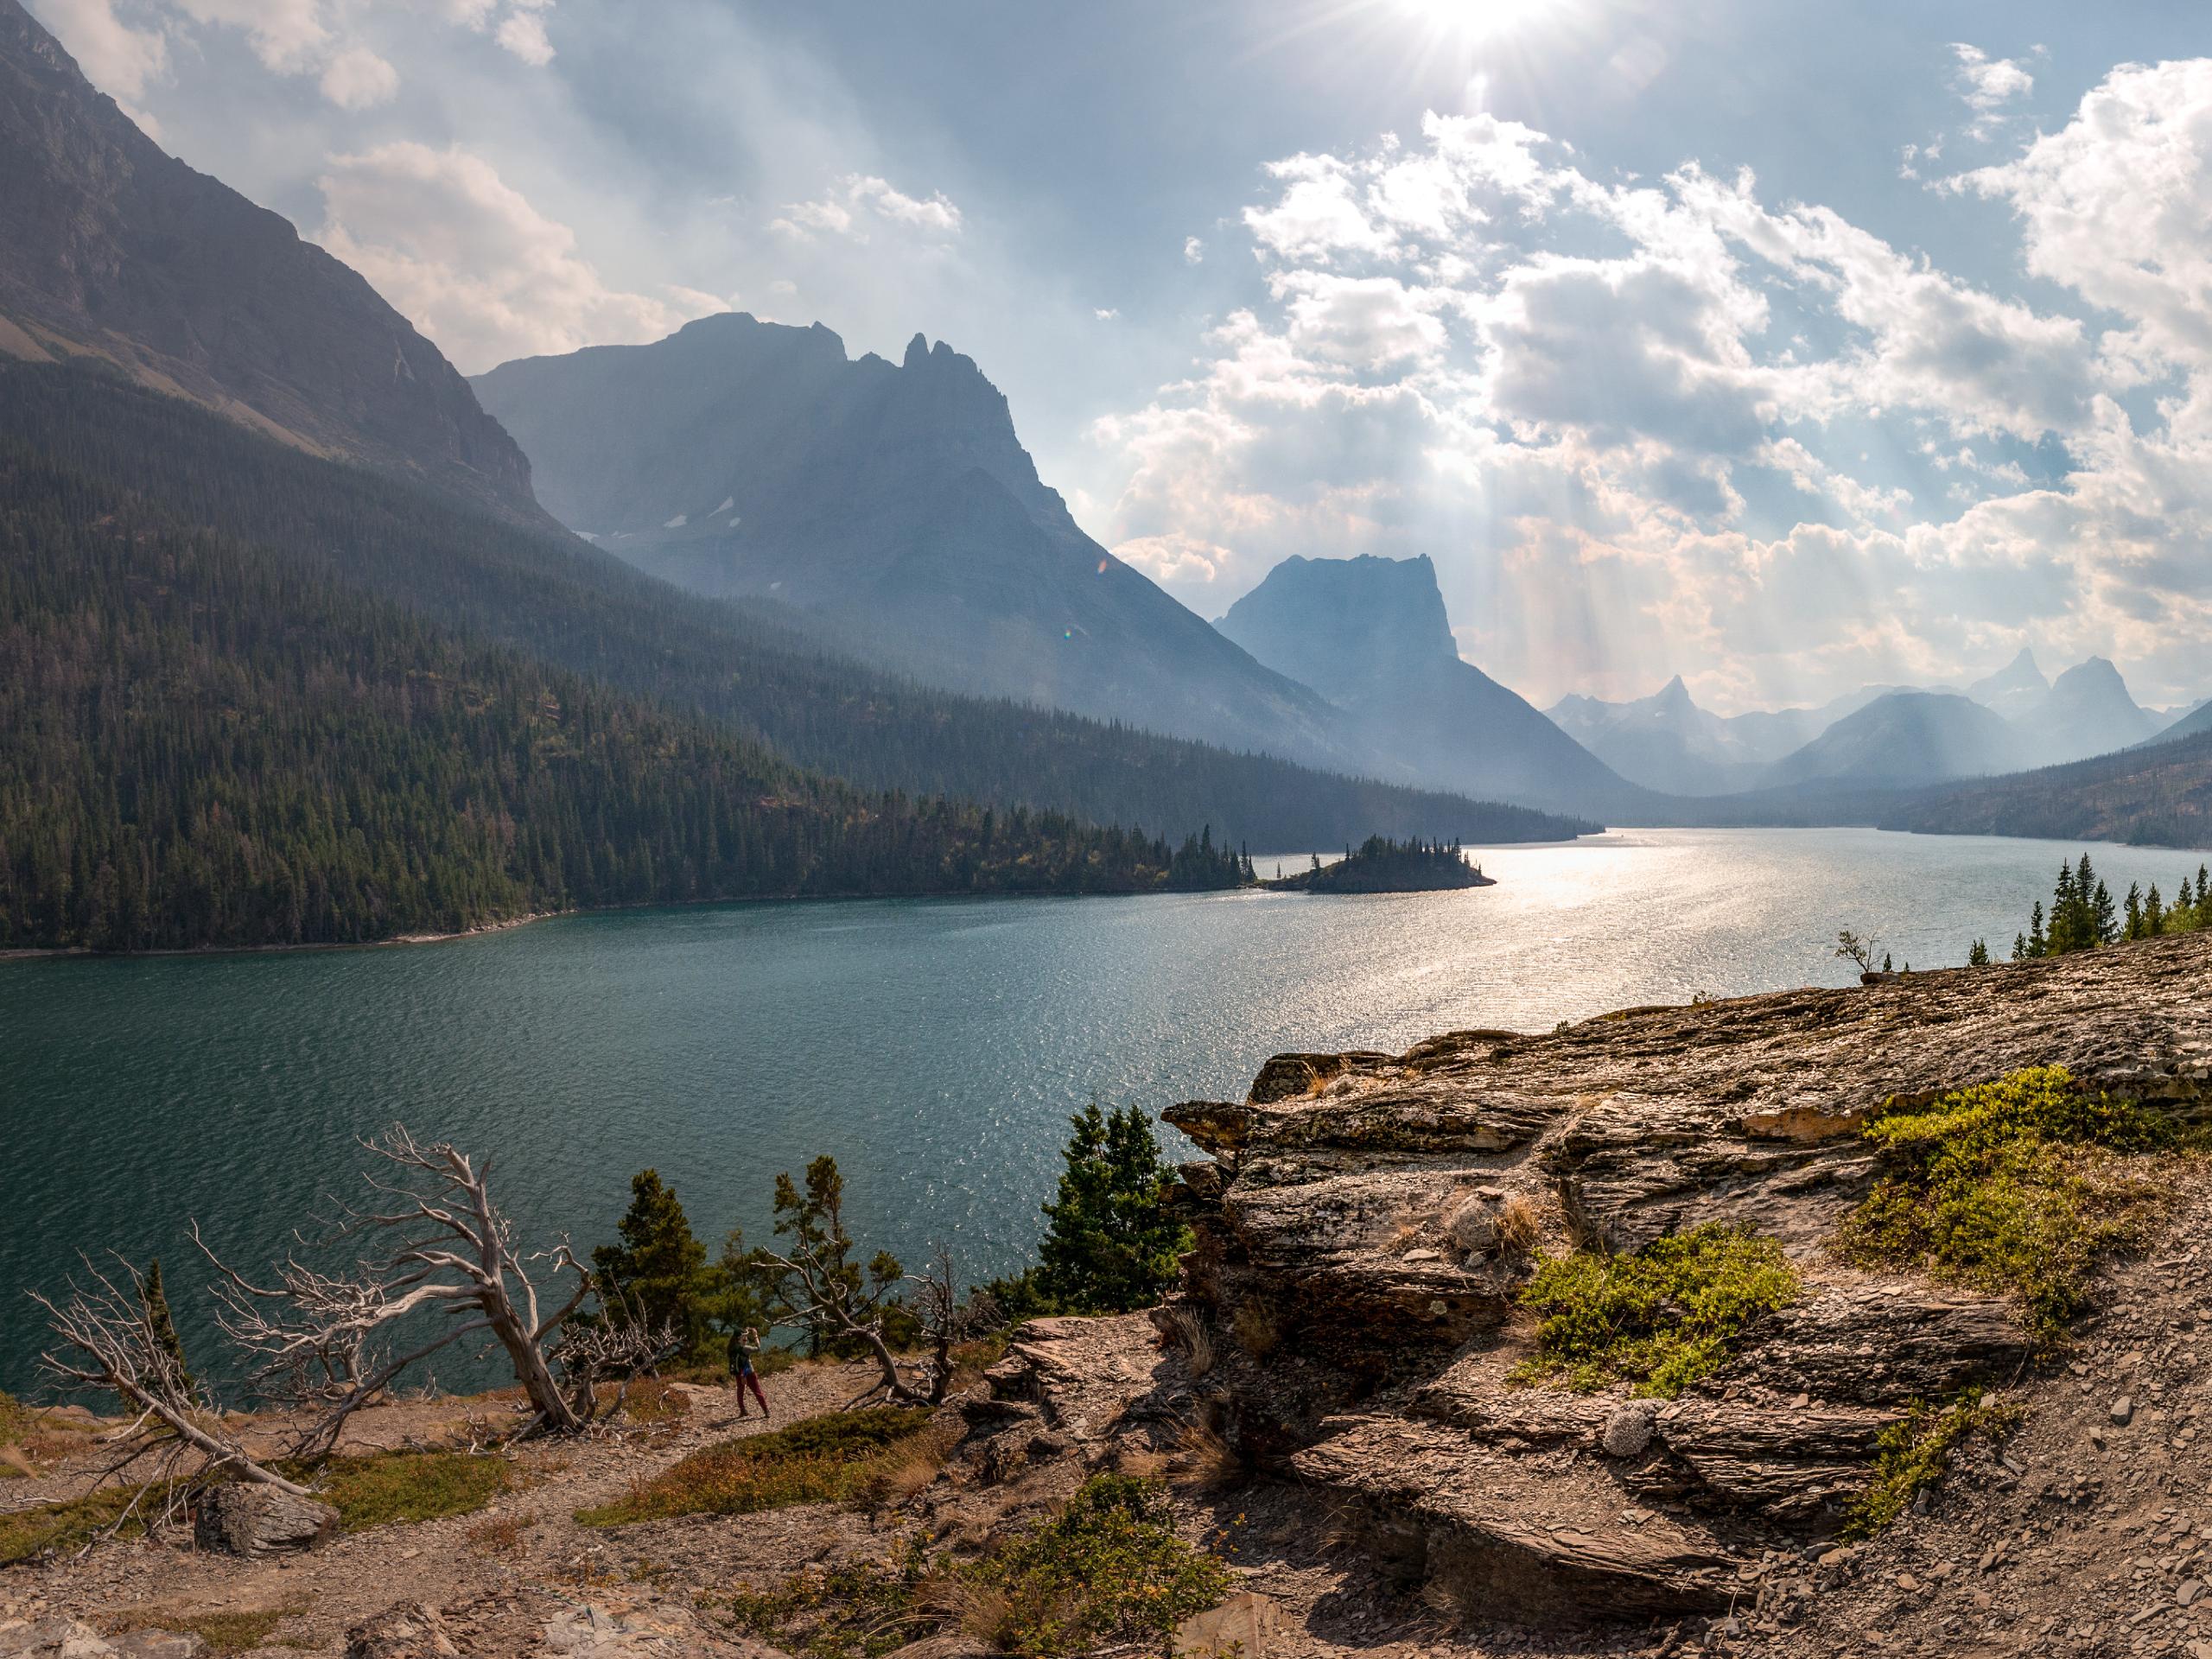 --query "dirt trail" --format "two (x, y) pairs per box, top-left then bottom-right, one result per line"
(2, 1361), (881, 1656)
